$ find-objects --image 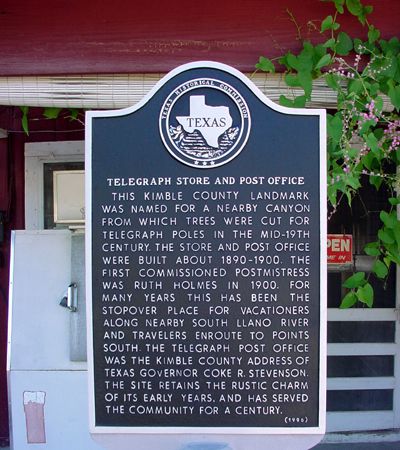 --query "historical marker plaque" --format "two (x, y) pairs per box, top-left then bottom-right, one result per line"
(86, 62), (326, 435)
